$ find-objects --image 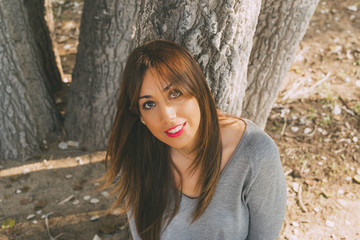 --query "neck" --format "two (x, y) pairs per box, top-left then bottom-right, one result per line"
(170, 147), (198, 175)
